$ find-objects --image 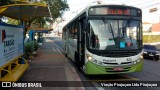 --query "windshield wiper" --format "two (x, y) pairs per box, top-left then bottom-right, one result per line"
(102, 17), (115, 42)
